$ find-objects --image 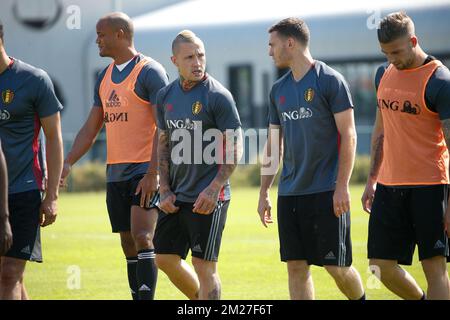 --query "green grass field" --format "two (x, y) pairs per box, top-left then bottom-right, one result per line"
(25, 185), (427, 300)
